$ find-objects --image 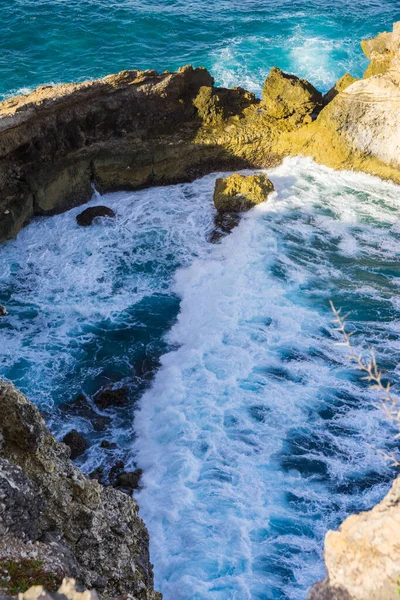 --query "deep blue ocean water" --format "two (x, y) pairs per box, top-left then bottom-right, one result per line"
(1, 3), (400, 600)
(1, 0), (400, 99)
